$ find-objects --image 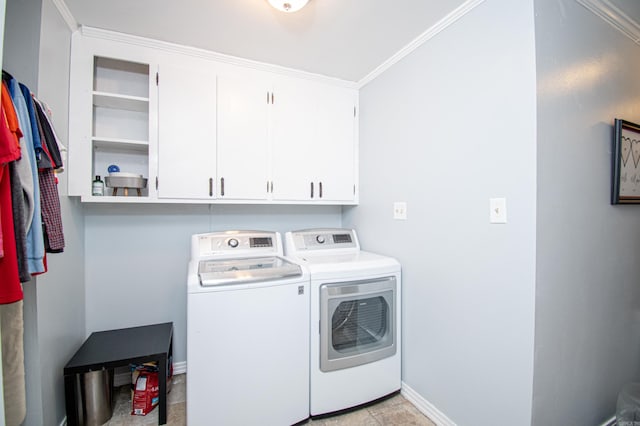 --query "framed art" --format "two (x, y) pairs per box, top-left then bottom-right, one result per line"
(612, 119), (640, 204)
